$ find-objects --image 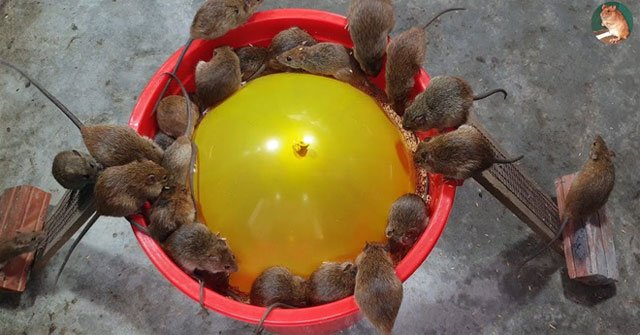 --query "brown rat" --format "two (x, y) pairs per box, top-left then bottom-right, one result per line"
(195, 46), (242, 111)
(600, 4), (630, 43)
(235, 45), (269, 81)
(347, 0), (395, 76)
(163, 222), (238, 307)
(156, 95), (199, 138)
(0, 59), (164, 167)
(94, 160), (169, 217)
(163, 222), (238, 274)
(250, 266), (308, 307)
(191, 0), (262, 40)
(385, 194), (428, 263)
(147, 183), (196, 242)
(521, 135), (615, 266)
(413, 125), (523, 180)
(266, 26), (318, 73)
(308, 261), (357, 306)
(275, 43), (382, 99)
(385, 8), (466, 115)
(402, 76), (507, 132)
(354, 242), (403, 335)
(51, 150), (103, 190)
(0, 231), (44, 269)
